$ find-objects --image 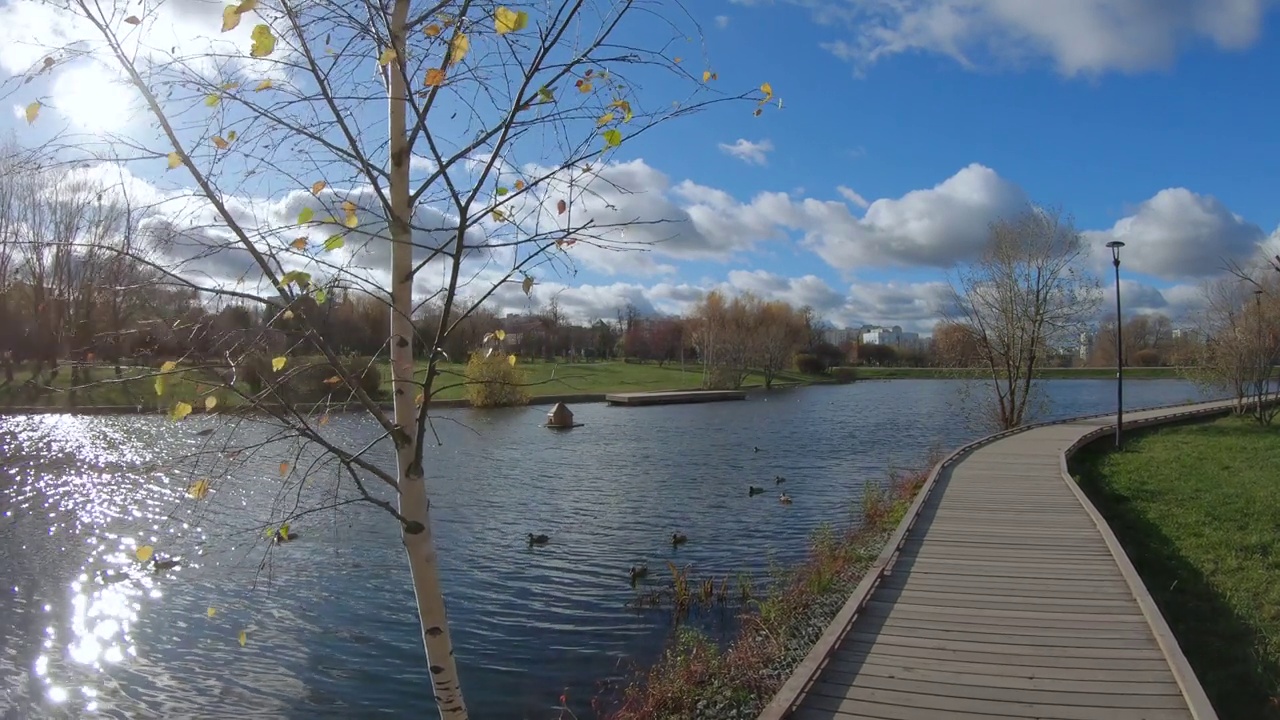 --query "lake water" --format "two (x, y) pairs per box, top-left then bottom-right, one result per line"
(0, 378), (1219, 718)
